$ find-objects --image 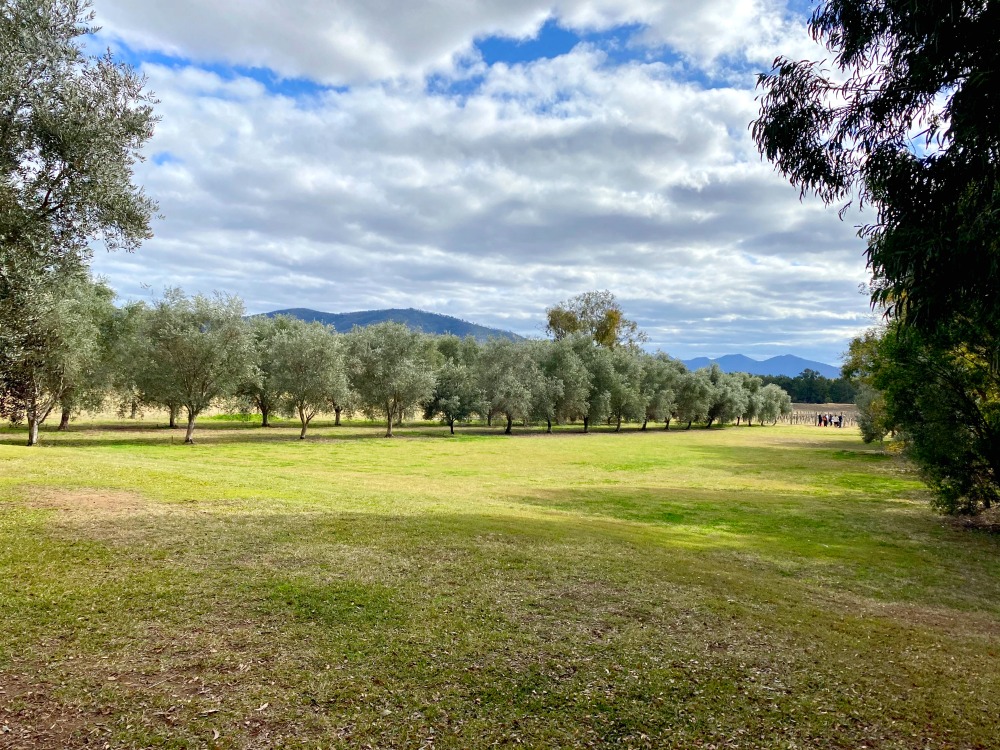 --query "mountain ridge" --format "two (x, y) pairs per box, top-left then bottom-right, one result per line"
(261, 307), (524, 343)
(260, 308), (841, 377)
(680, 353), (841, 379)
